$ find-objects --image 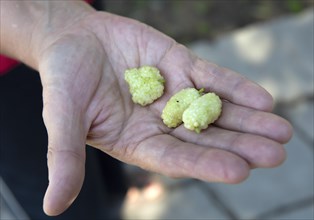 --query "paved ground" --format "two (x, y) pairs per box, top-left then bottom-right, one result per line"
(1, 8), (313, 220)
(121, 9), (314, 220)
